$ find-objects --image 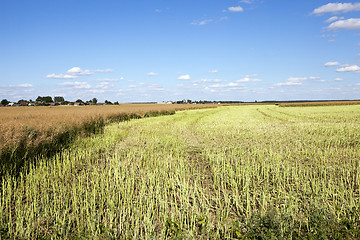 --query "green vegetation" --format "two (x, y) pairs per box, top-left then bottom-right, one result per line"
(1, 105), (360, 239)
